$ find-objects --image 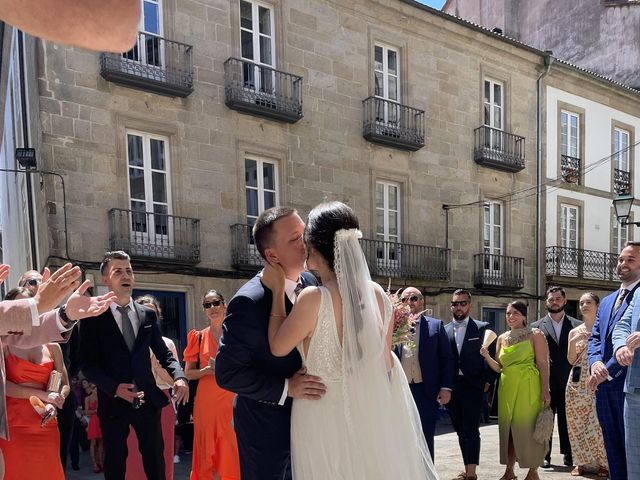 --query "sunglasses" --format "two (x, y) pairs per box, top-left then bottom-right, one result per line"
(25, 278), (41, 287)
(401, 295), (421, 303)
(450, 301), (470, 307)
(202, 300), (223, 309)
